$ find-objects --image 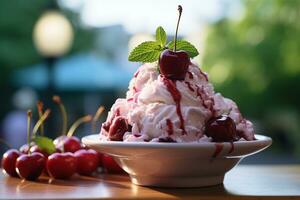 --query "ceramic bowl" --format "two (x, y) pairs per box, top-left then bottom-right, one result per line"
(82, 134), (272, 187)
